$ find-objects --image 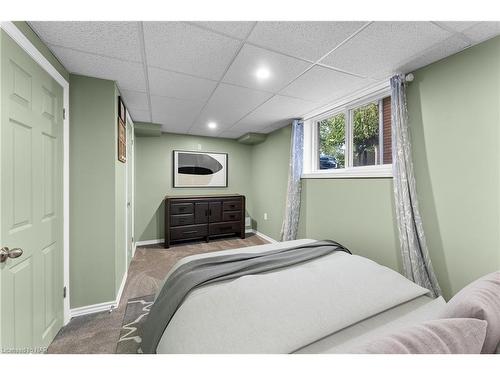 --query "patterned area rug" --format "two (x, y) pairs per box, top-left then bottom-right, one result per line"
(116, 295), (154, 354)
